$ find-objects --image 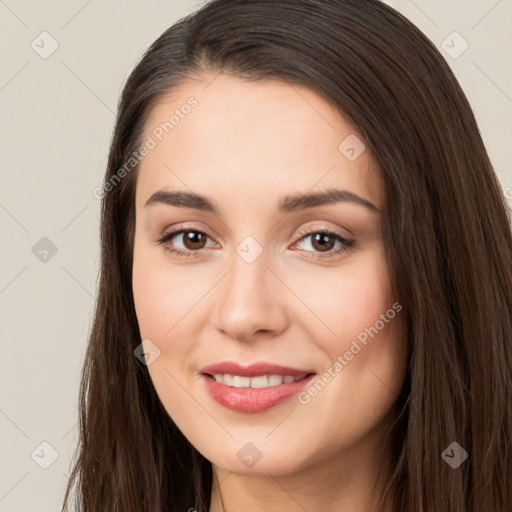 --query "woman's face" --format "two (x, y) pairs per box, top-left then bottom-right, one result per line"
(132, 73), (408, 475)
